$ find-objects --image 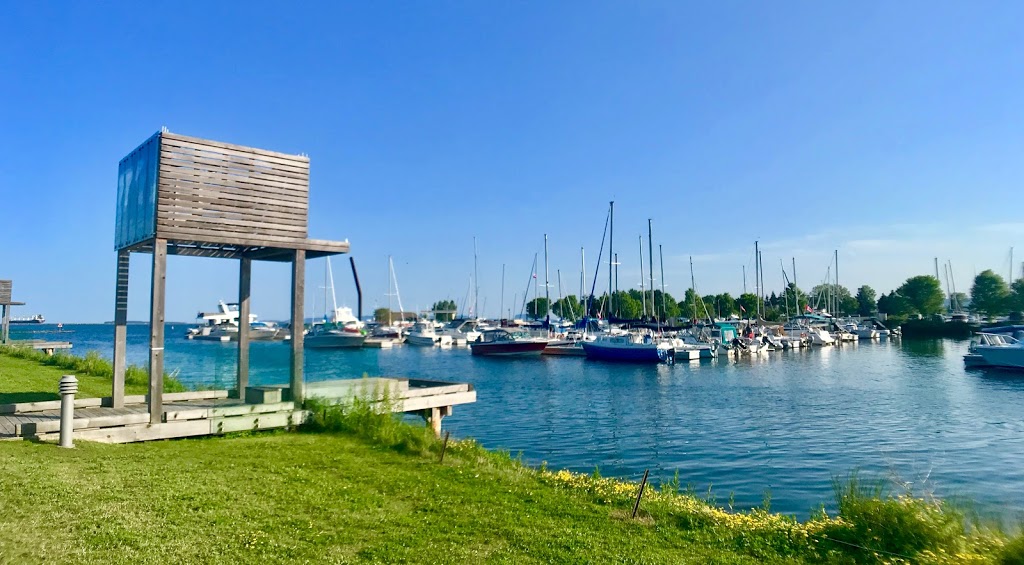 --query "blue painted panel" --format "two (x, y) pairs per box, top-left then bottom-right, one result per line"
(115, 132), (160, 249)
